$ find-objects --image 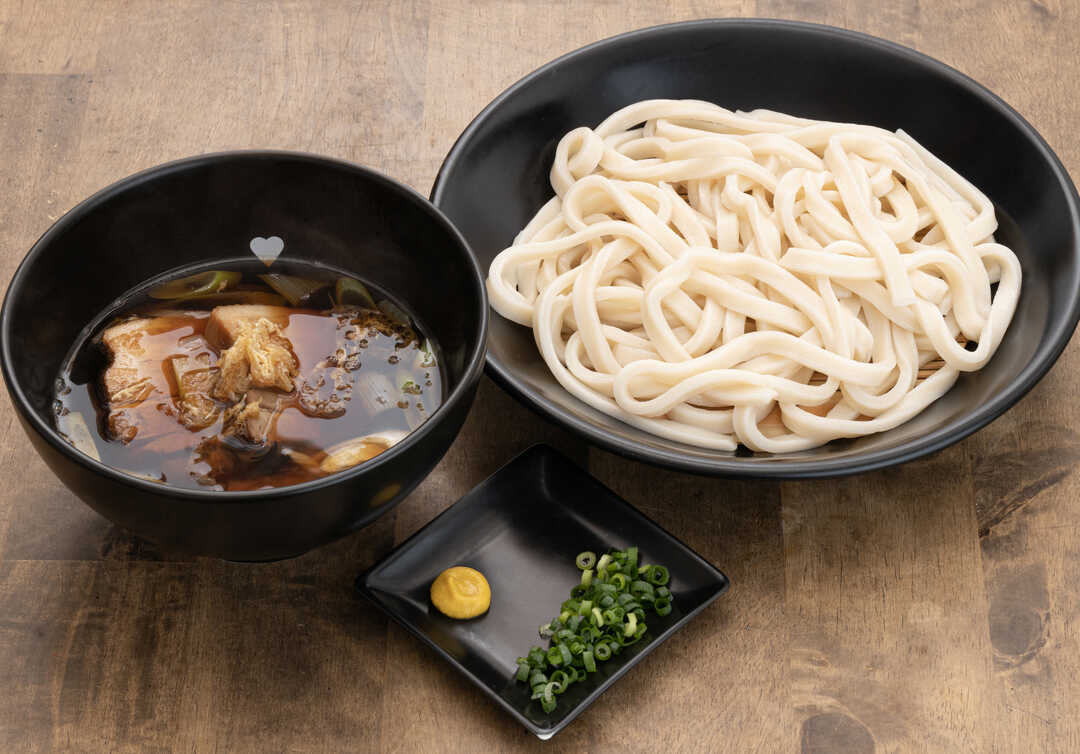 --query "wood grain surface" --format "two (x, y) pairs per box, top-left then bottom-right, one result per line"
(1, 1), (1077, 751)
